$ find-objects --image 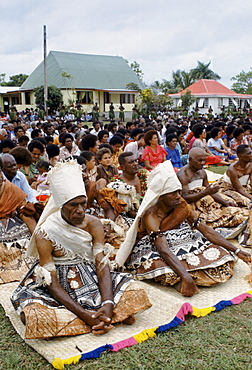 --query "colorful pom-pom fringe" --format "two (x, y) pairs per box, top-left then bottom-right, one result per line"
(52, 290), (252, 369)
